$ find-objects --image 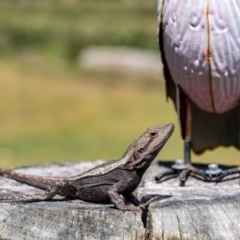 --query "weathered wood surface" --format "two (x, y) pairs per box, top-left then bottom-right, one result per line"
(0, 162), (145, 240)
(141, 162), (240, 240)
(0, 161), (240, 240)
